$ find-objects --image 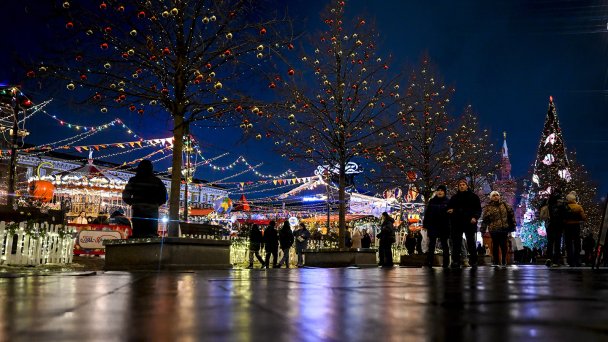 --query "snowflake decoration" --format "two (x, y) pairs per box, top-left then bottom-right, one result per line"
(542, 153), (555, 165)
(558, 169), (571, 182)
(544, 133), (556, 146)
(532, 174), (539, 185)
